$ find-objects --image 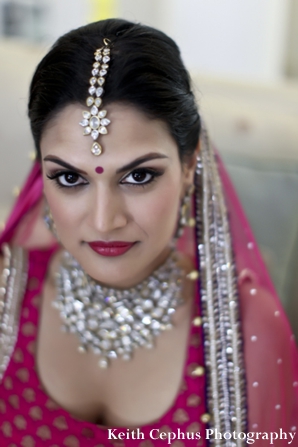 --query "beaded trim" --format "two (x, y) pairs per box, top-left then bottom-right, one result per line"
(79, 38), (111, 156)
(0, 129), (247, 436)
(194, 127), (247, 445)
(0, 244), (28, 381)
